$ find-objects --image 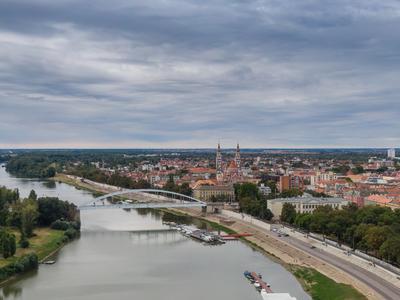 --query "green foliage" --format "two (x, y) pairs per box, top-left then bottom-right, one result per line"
(19, 235), (29, 249)
(28, 190), (37, 201)
(292, 203), (400, 265)
(72, 165), (151, 189)
(281, 203), (297, 223)
(37, 197), (78, 226)
(64, 228), (78, 240)
(351, 165), (365, 174)
(6, 156), (58, 178)
(293, 266), (366, 300)
(0, 229), (16, 258)
(235, 183), (260, 200)
(331, 164), (351, 175)
(50, 219), (80, 231)
(163, 176), (193, 196)
(0, 186), (19, 226)
(279, 188), (303, 198)
(236, 183), (273, 221)
(20, 199), (39, 237)
(0, 253), (38, 281)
